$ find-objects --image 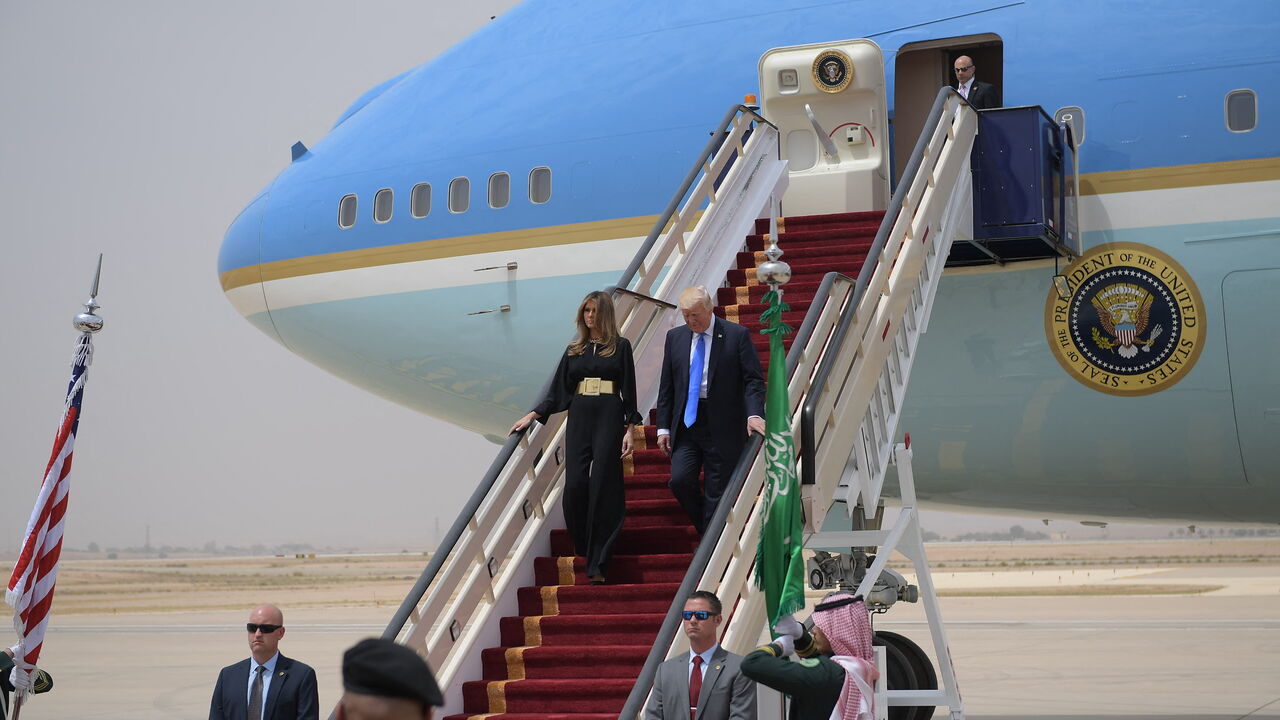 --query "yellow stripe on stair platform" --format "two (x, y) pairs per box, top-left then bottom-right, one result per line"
(486, 680), (511, 713)
(557, 556), (576, 586)
(724, 305), (739, 322)
(735, 287), (751, 304)
(630, 425), (647, 451)
(540, 585), (560, 616)
(504, 647), (528, 680)
(522, 616), (543, 646)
